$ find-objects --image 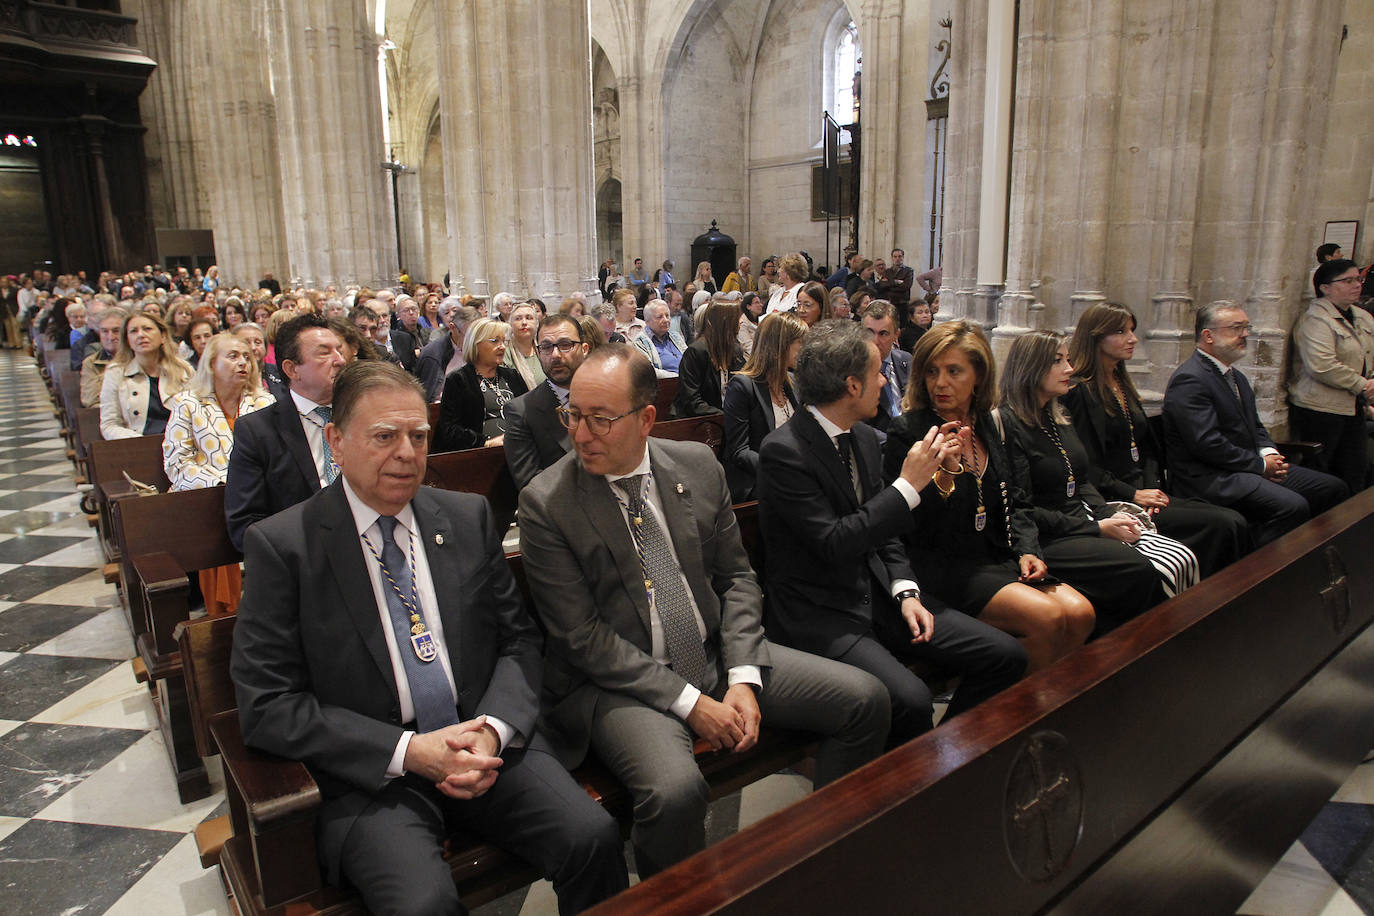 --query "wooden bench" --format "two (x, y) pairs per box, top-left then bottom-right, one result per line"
(423, 445), (519, 534)
(118, 485), (239, 803)
(654, 376), (680, 418)
(649, 414), (725, 453)
(181, 502), (815, 915)
(88, 435), (171, 620)
(589, 488), (1374, 914)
